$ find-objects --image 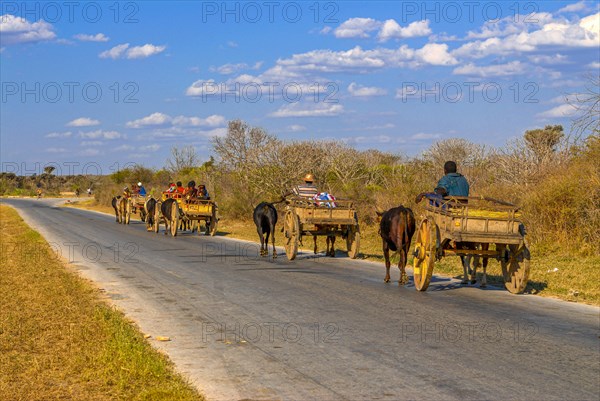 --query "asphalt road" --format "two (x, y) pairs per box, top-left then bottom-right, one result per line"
(3, 198), (599, 401)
